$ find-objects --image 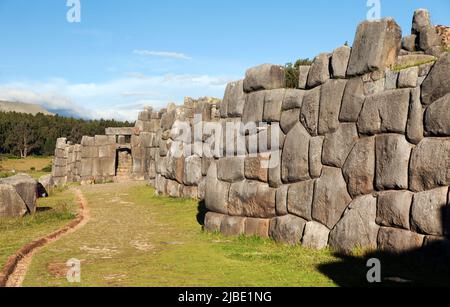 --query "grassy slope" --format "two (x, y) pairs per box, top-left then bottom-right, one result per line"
(23, 182), (340, 287)
(0, 188), (77, 267)
(0, 156), (52, 179)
